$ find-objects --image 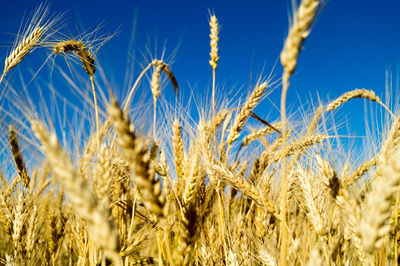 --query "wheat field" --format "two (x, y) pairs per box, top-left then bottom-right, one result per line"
(0, 1), (399, 265)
